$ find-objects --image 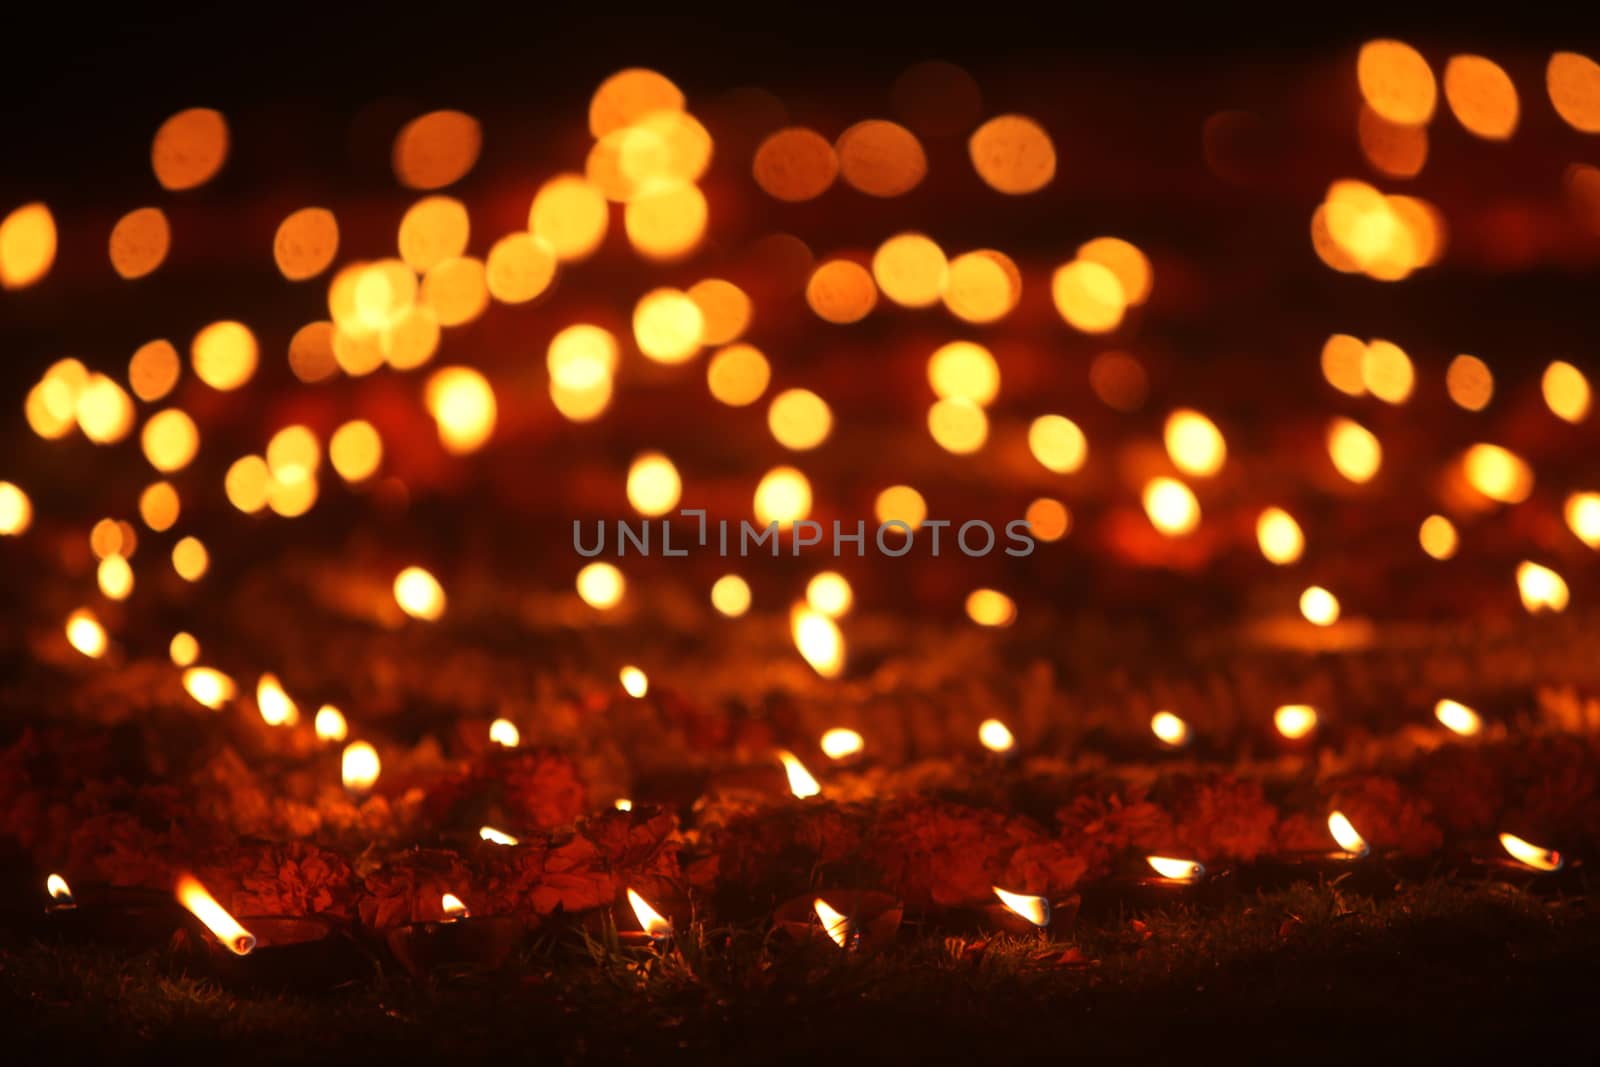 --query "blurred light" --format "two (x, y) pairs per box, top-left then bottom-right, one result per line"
(1077, 237), (1152, 306)
(489, 718), (520, 747)
(1147, 857), (1205, 882)
(634, 288), (704, 363)
(1089, 351), (1148, 411)
(152, 108), (229, 190)
(485, 233), (557, 305)
(425, 367), (496, 454)
(835, 119), (927, 197)
(1164, 409), (1226, 476)
(313, 706), (348, 743)
(1542, 360), (1591, 423)
(706, 343), (771, 406)
(420, 256), (488, 326)
(941, 249), (1021, 323)
(329, 420), (382, 483)
(97, 554), (133, 600)
(1357, 39), (1437, 125)
(1358, 107), (1428, 178)
(1443, 55), (1519, 139)
(274, 207), (339, 281)
(1361, 339), (1415, 404)
(1419, 514), (1459, 559)
(1051, 260), (1126, 333)
(626, 452), (682, 516)
(0, 202), (56, 289)
(753, 466), (812, 527)
(1446, 354), (1493, 411)
(109, 207), (170, 279)
(1257, 508), (1304, 565)
(172, 536), (208, 581)
(341, 741), (380, 795)
(1321, 334), (1367, 397)
(530, 174), (609, 262)
(1462, 443), (1533, 504)
(398, 196), (469, 273)
(805, 572), (853, 618)
(978, 717), (1015, 752)
(0, 482), (32, 536)
(191, 321), (258, 391)
(1548, 52), (1600, 133)
(872, 233), (947, 308)
(1025, 497), (1070, 541)
(1299, 586), (1341, 626)
(1027, 414), (1087, 473)
(1517, 561), (1569, 614)
(614, 798), (633, 812)
(1565, 492), (1600, 548)
(1142, 477), (1200, 536)
(266, 425), (320, 487)
(891, 60), (982, 136)
(619, 665), (649, 698)
(807, 260), (878, 323)
(966, 589), (1017, 628)
(76, 375), (135, 444)
(141, 409), (199, 472)
(1274, 704), (1317, 739)
(288, 322), (339, 383)
(393, 110), (480, 189)
(66, 608), (107, 659)
(89, 518), (132, 560)
(1434, 699), (1482, 737)
(394, 566), (445, 621)
(1151, 711), (1190, 748)
(926, 341), (1000, 406)
(1328, 812), (1370, 858)
(687, 279), (751, 345)
(184, 667), (236, 710)
(224, 455), (271, 514)
(589, 68), (684, 138)
(753, 127), (838, 201)
(710, 574), (752, 617)
(968, 114), (1055, 194)
(791, 604), (844, 678)
(169, 632), (199, 668)
(256, 673), (299, 727)
(1499, 832), (1563, 872)
(577, 562), (626, 609)
(139, 481), (180, 531)
(777, 748), (823, 797)
(820, 727), (864, 760)
(1327, 418), (1382, 483)
(874, 485), (927, 530)
(479, 826), (518, 847)
(624, 182), (707, 260)
(767, 389), (832, 450)
(128, 339), (181, 402)
(927, 398), (988, 455)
